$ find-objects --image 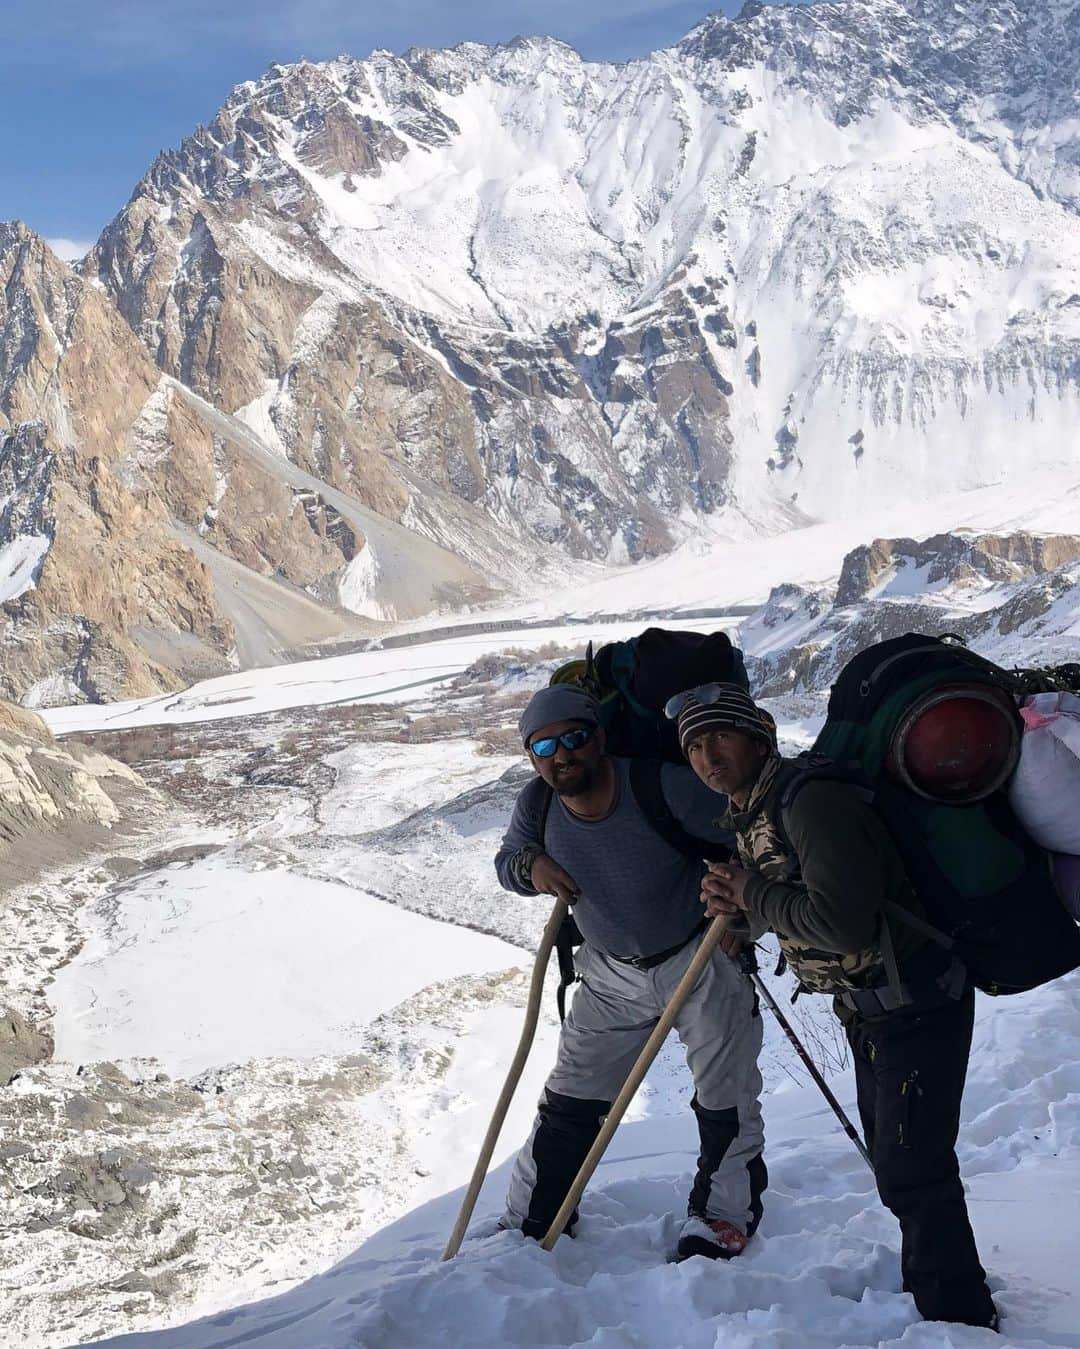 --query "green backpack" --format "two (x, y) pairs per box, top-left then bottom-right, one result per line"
(802, 633), (1080, 996)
